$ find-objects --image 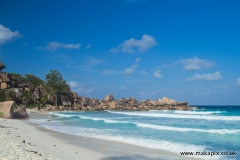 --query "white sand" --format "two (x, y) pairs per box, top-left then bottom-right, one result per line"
(0, 110), (203, 160)
(0, 118), (106, 160)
